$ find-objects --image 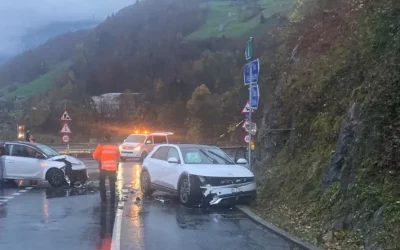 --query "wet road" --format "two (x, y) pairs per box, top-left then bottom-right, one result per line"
(0, 160), (295, 250)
